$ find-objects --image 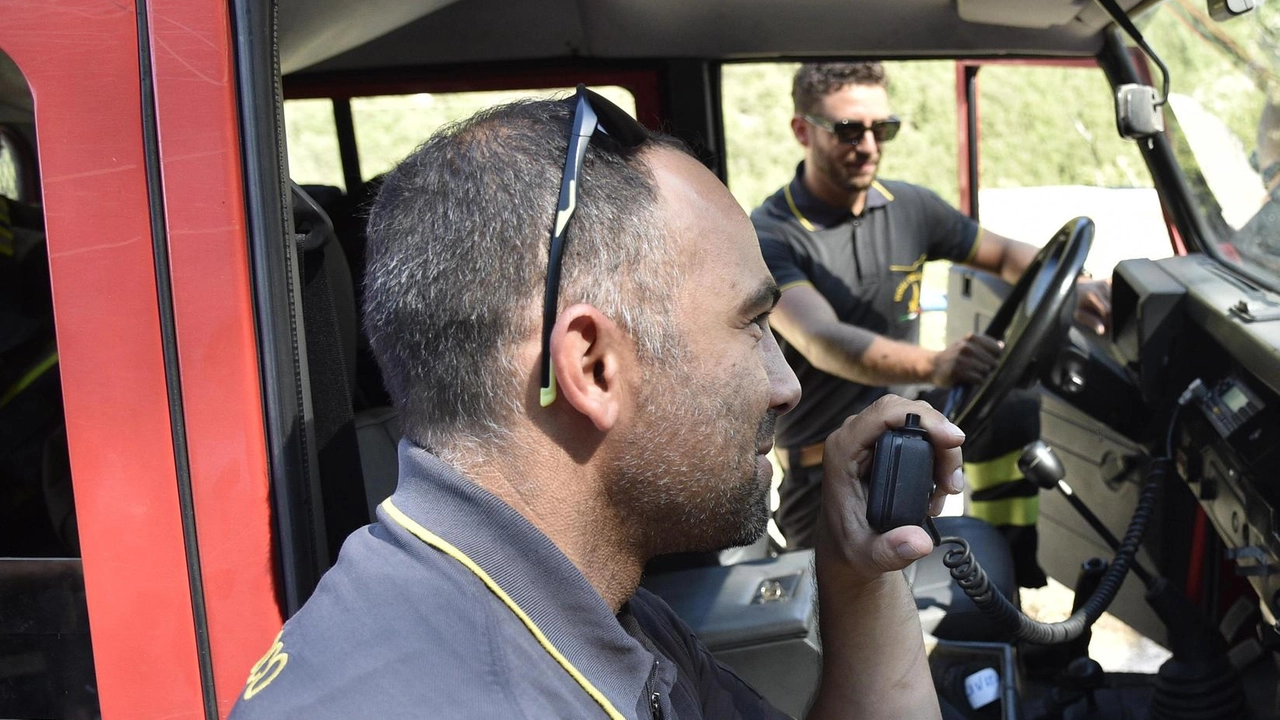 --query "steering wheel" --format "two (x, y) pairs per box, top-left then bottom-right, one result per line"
(946, 217), (1094, 436)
